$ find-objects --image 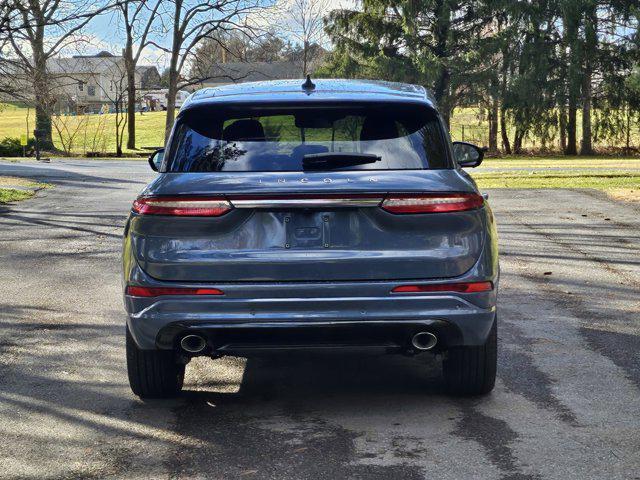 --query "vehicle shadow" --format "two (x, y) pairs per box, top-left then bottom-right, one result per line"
(156, 353), (448, 479)
(184, 351), (444, 401)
